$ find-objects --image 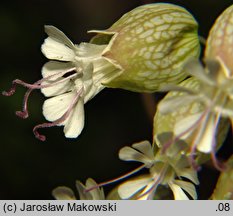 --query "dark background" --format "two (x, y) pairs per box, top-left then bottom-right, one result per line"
(1, 0), (233, 199)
